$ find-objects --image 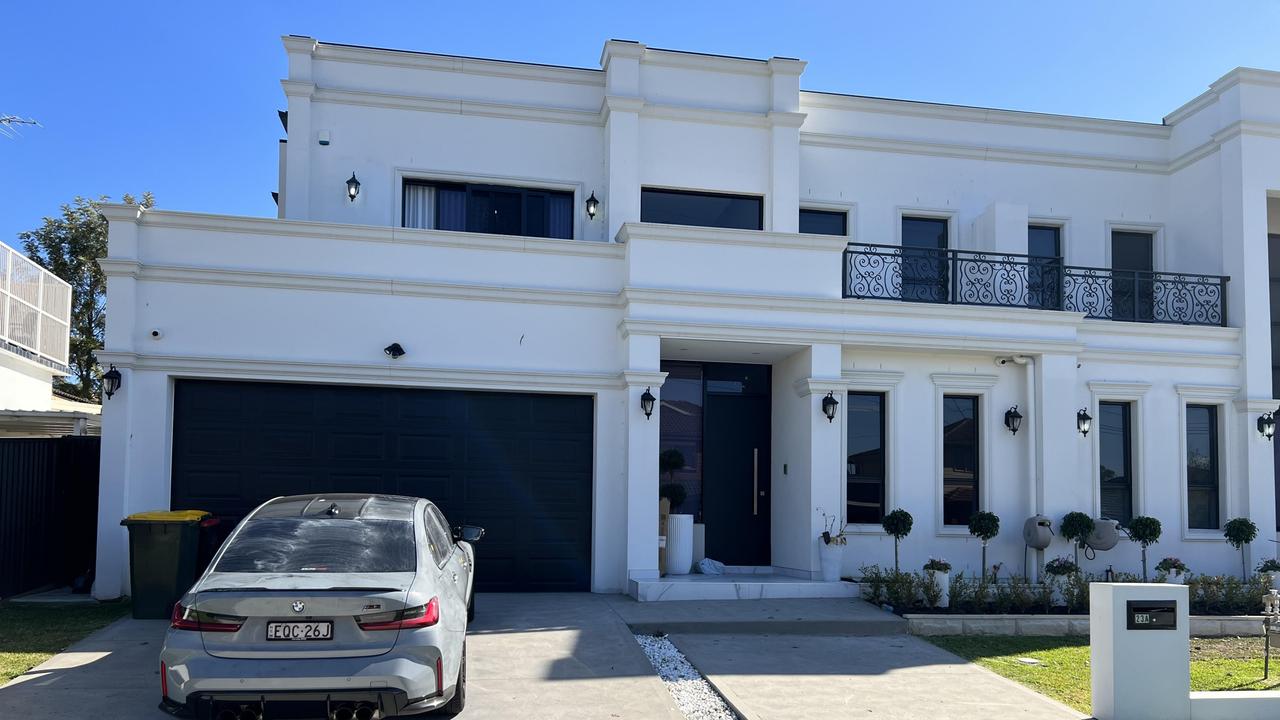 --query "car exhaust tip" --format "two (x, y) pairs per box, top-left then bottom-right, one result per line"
(333, 705), (356, 720)
(354, 704), (375, 720)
